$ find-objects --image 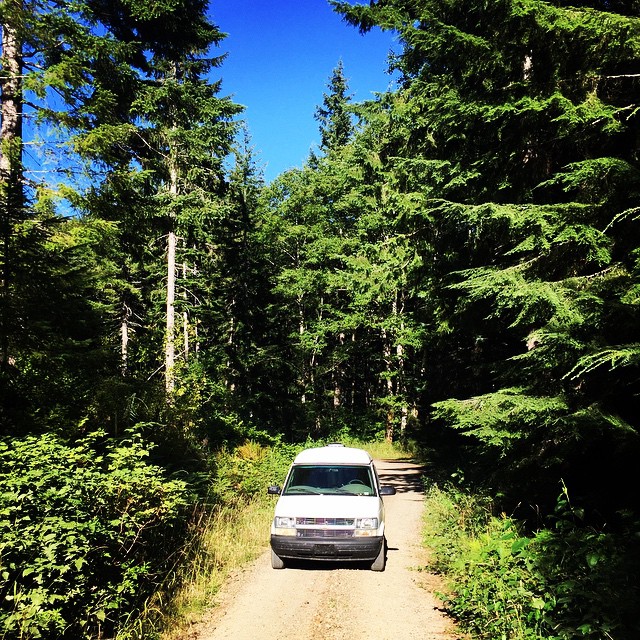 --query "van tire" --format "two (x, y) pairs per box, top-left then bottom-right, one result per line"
(371, 538), (386, 571)
(271, 549), (286, 569)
